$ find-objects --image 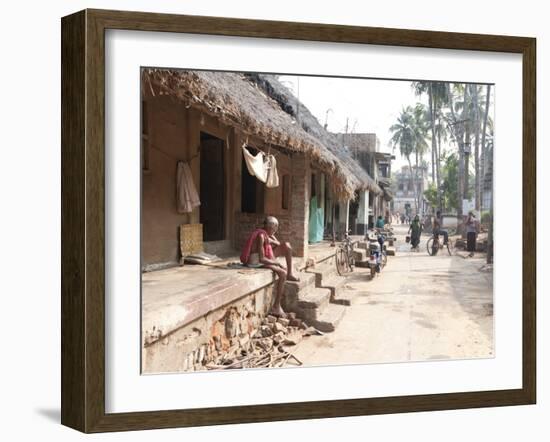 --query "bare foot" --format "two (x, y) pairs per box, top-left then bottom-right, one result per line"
(287, 274), (300, 282)
(269, 306), (287, 318)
